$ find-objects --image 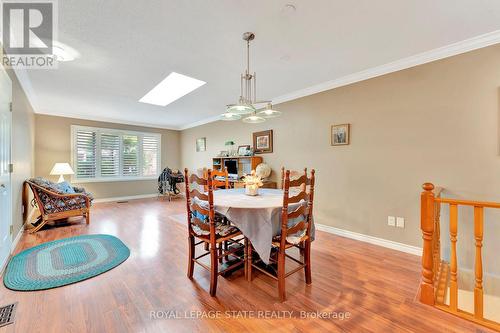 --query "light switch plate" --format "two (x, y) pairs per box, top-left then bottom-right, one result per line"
(396, 217), (405, 228)
(388, 216), (396, 227)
